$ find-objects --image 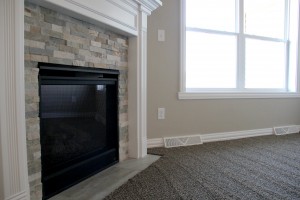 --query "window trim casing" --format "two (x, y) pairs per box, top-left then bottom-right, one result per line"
(179, 0), (300, 100)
